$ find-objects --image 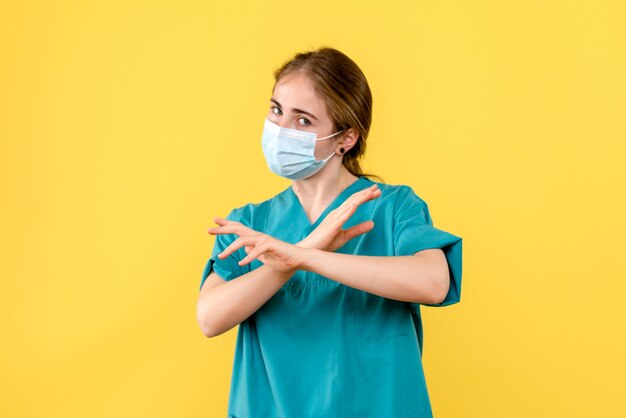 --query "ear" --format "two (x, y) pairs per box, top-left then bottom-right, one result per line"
(336, 127), (359, 153)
